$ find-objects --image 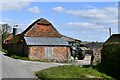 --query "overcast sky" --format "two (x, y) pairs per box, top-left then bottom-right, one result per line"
(0, 1), (119, 42)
